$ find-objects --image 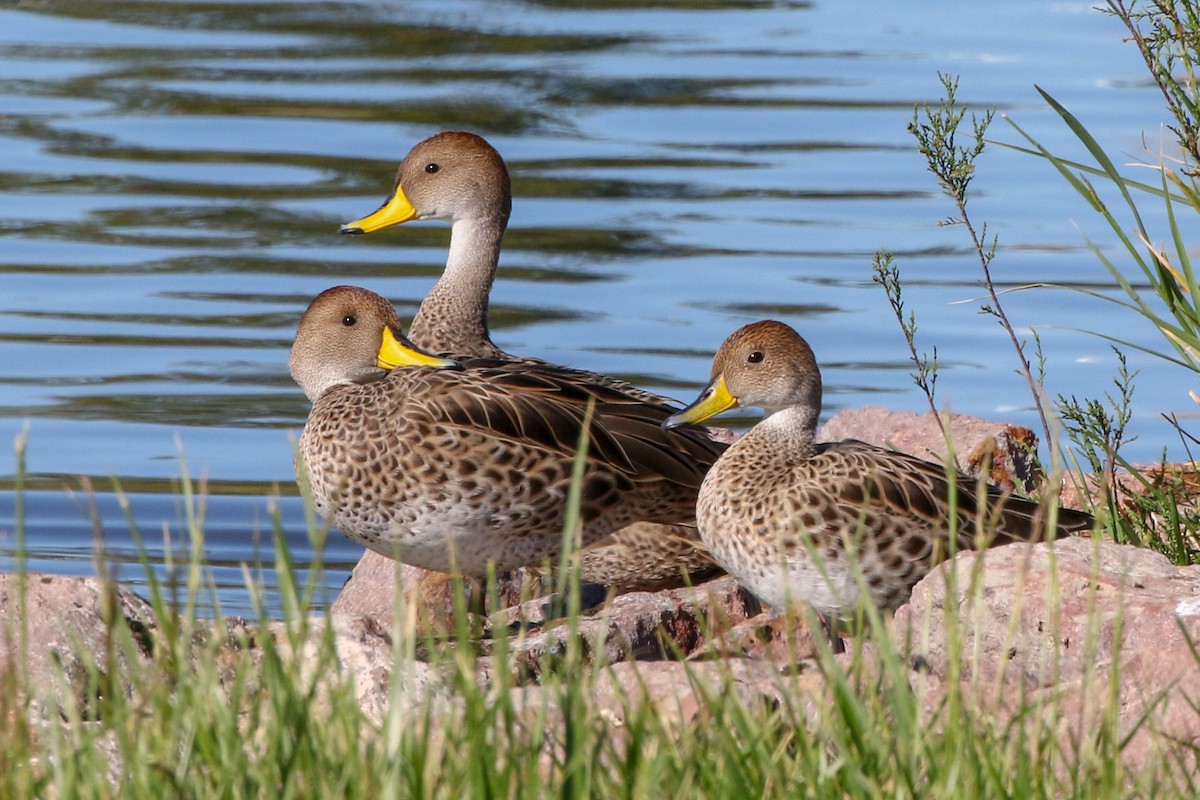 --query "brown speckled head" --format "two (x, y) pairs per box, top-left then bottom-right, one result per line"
(663, 320), (823, 434)
(392, 131), (512, 225)
(341, 131), (511, 234)
(710, 320), (822, 417)
(339, 131), (514, 359)
(289, 285), (451, 402)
